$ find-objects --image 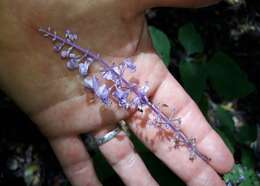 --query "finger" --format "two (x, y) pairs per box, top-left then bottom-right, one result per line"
(93, 127), (159, 186)
(140, 0), (220, 9)
(49, 135), (101, 186)
(32, 94), (129, 137)
(130, 53), (234, 172)
(150, 70), (234, 173)
(128, 109), (227, 186)
(126, 54), (233, 185)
